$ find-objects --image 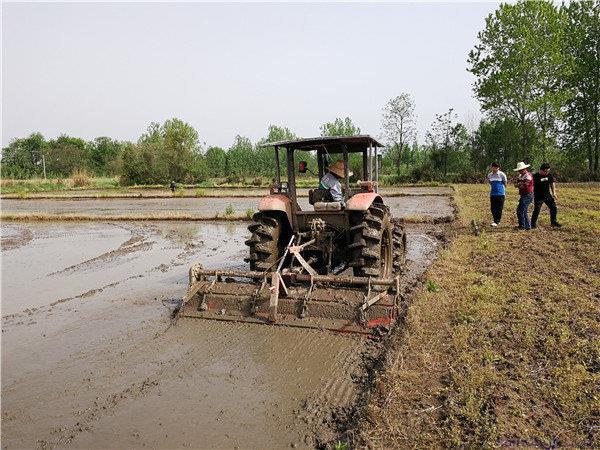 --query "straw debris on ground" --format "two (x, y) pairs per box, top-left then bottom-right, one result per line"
(361, 184), (599, 448)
